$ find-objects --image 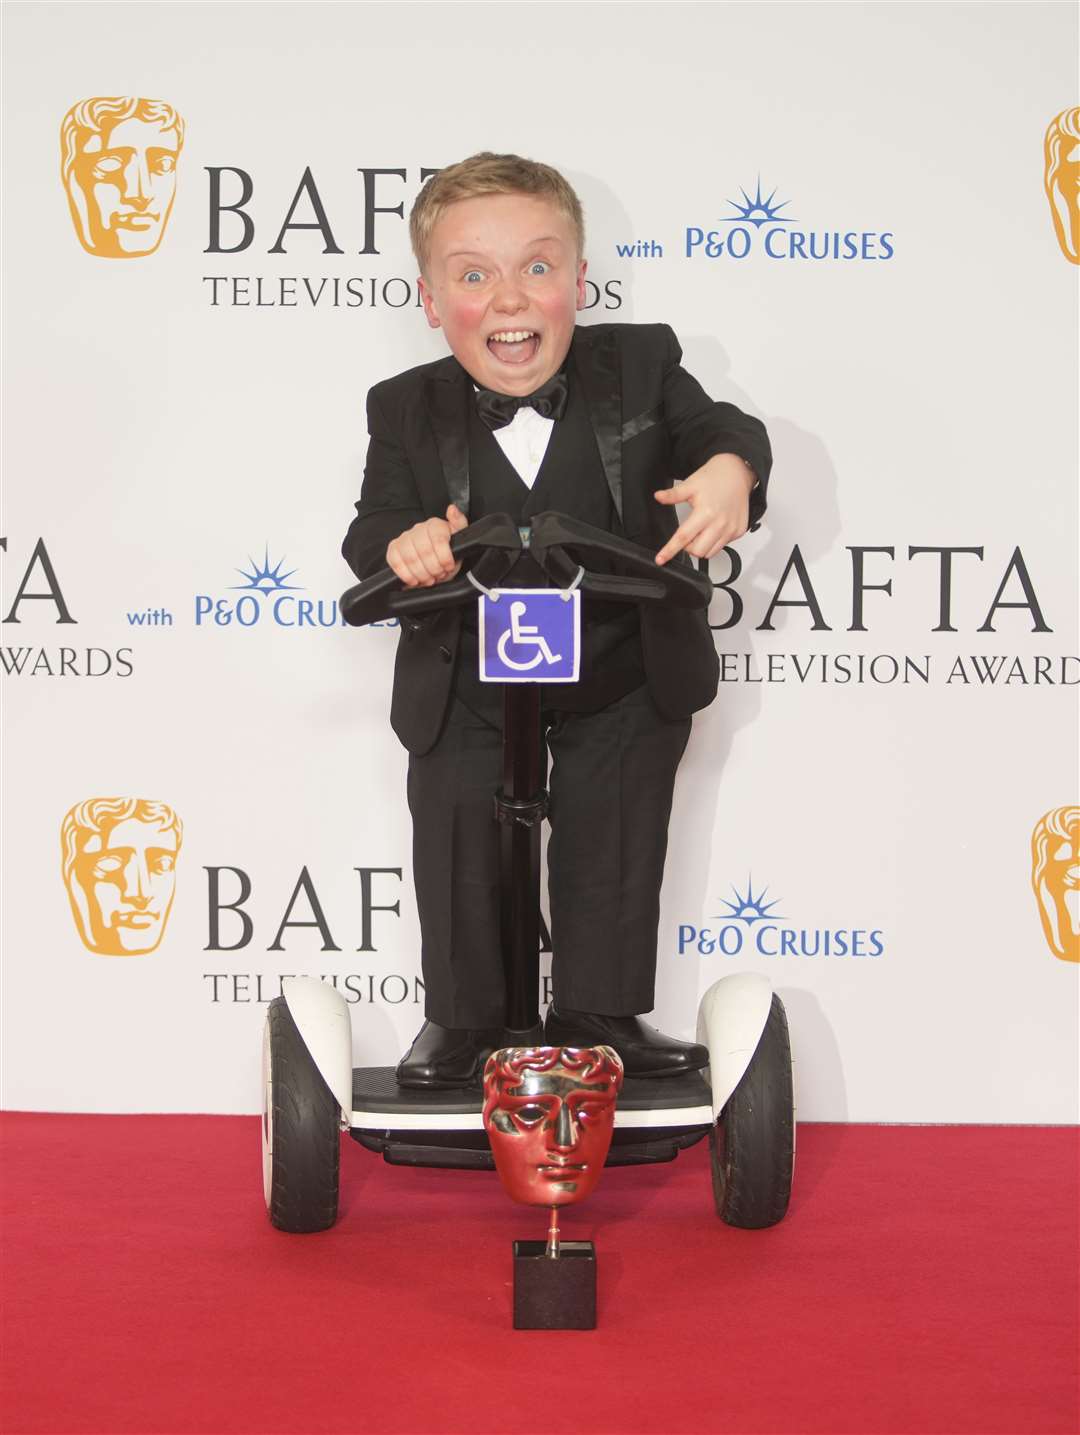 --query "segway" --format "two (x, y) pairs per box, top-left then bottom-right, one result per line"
(261, 512), (794, 1234)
